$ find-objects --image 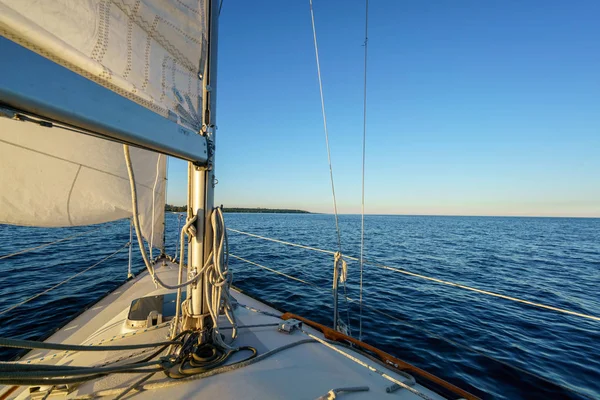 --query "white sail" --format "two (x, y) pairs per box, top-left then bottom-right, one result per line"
(0, 0), (206, 131)
(0, 117), (166, 248)
(0, 0), (210, 247)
